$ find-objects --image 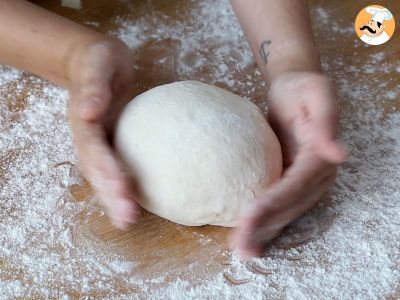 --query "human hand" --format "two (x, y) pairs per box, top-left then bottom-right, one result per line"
(68, 39), (140, 229)
(230, 71), (347, 258)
